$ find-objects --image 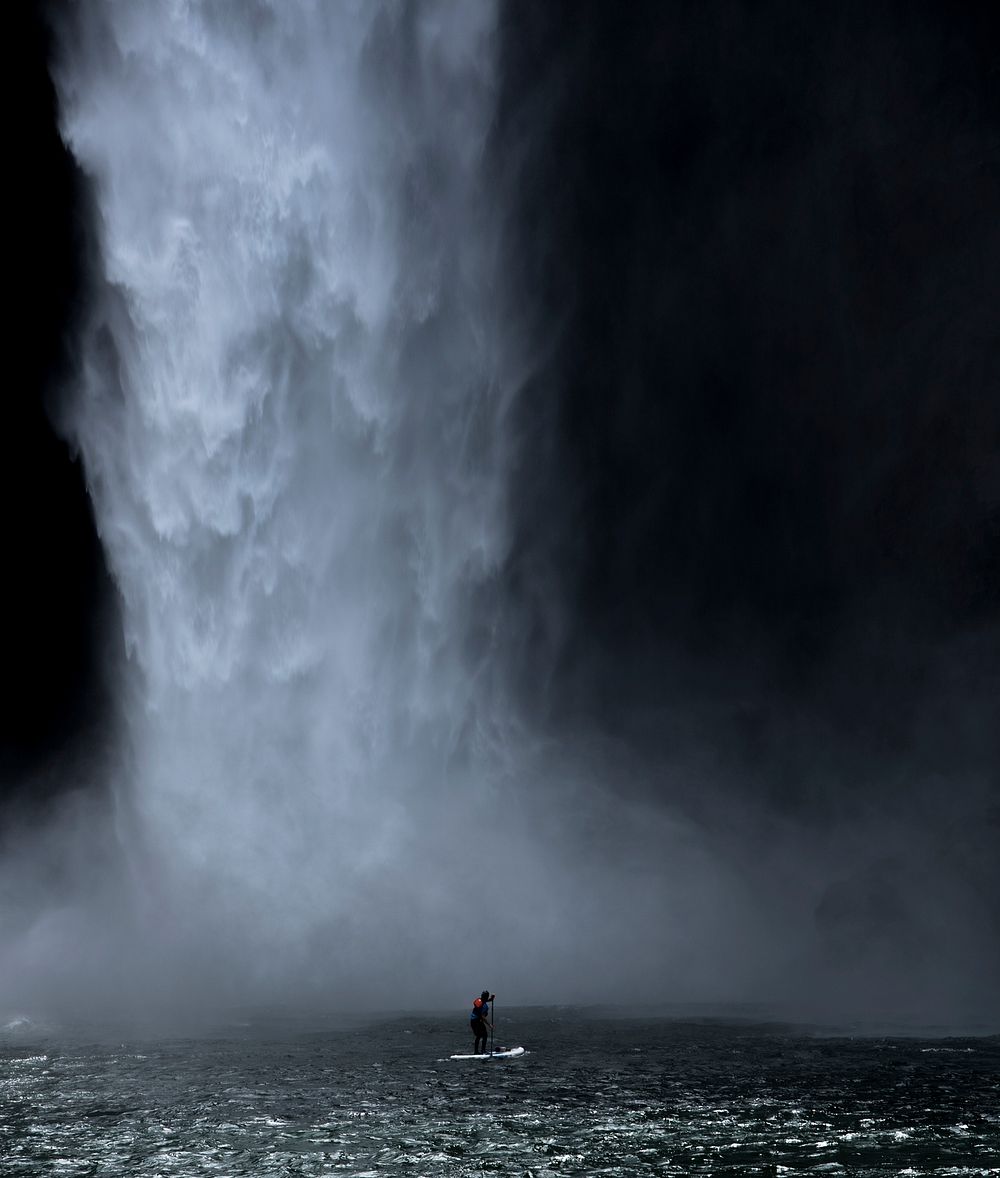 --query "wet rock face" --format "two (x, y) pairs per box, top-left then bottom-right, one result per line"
(3, 2), (119, 806)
